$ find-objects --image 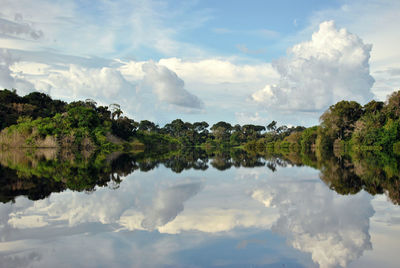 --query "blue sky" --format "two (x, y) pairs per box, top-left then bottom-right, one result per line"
(1, 0), (400, 127)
